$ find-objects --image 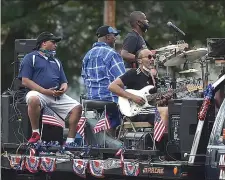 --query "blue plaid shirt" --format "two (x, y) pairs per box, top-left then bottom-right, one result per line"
(82, 42), (125, 103)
